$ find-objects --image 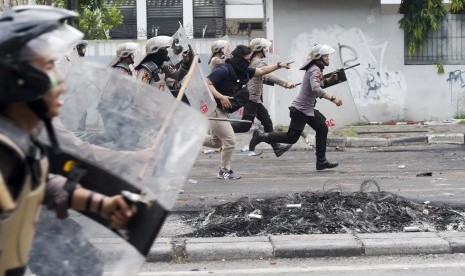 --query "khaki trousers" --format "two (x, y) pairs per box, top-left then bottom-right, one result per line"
(203, 108), (236, 172)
